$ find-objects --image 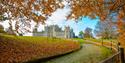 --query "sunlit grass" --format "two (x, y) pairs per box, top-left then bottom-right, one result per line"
(0, 34), (80, 63)
(84, 38), (117, 43)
